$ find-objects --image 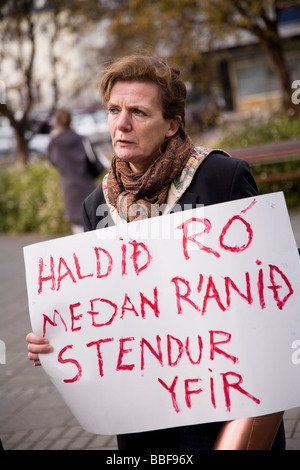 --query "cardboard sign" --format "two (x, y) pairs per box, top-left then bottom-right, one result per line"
(23, 193), (300, 435)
